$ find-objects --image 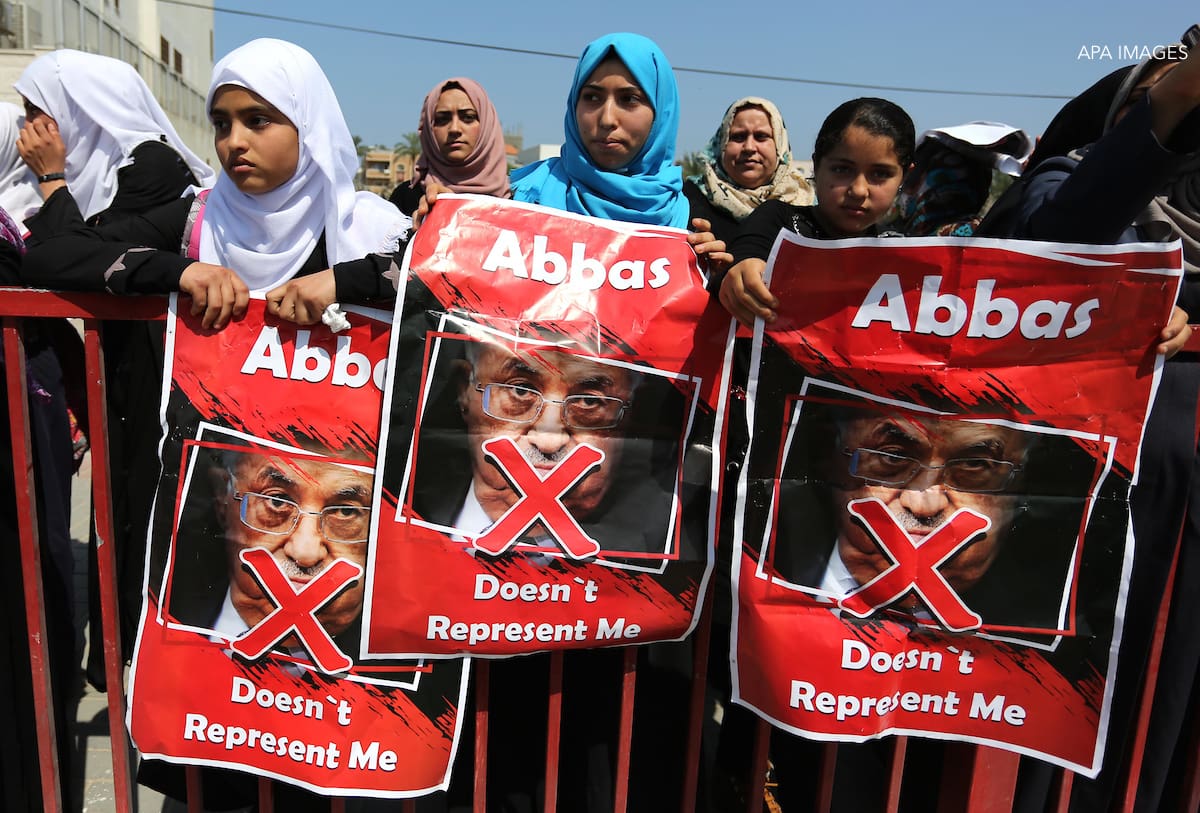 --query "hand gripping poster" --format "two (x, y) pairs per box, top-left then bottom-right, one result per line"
(128, 298), (469, 797)
(363, 195), (730, 658)
(730, 233), (1183, 774)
